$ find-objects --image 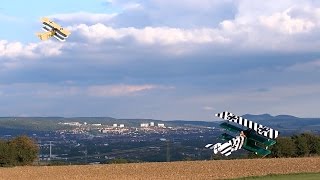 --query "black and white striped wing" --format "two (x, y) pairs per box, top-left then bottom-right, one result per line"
(41, 24), (66, 41)
(42, 24), (52, 32)
(42, 22), (69, 37)
(215, 111), (279, 139)
(205, 136), (245, 156)
(42, 22), (69, 41)
(53, 33), (66, 42)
